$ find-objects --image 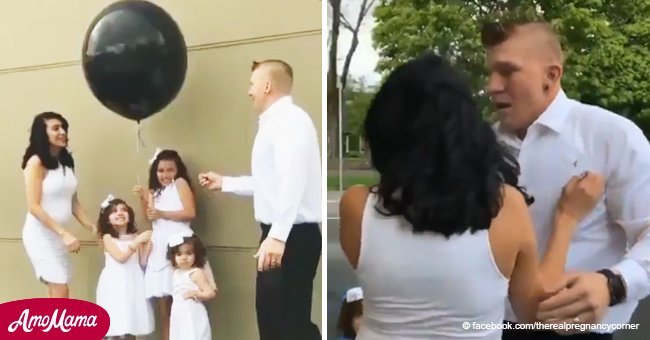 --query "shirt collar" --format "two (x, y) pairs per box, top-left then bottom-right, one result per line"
(534, 89), (572, 133)
(259, 96), (293, 124)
